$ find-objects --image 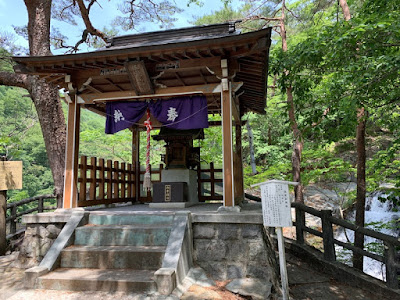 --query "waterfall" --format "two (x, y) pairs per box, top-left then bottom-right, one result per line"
(335, 193), (400, 280)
